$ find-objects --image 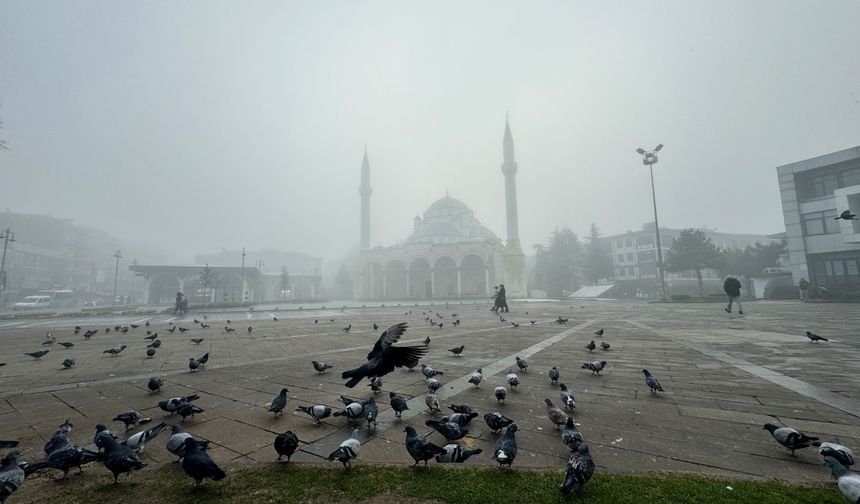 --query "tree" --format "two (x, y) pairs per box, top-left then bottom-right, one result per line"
(199, 264), (218, 302)
(583, 223), (612, 285)
(719, 239), (786, 284)
(532, 228), (584, 297)
(335, 264), (353, 299)
(279, 266), (291, 301)
(664, 228), (725, 294)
